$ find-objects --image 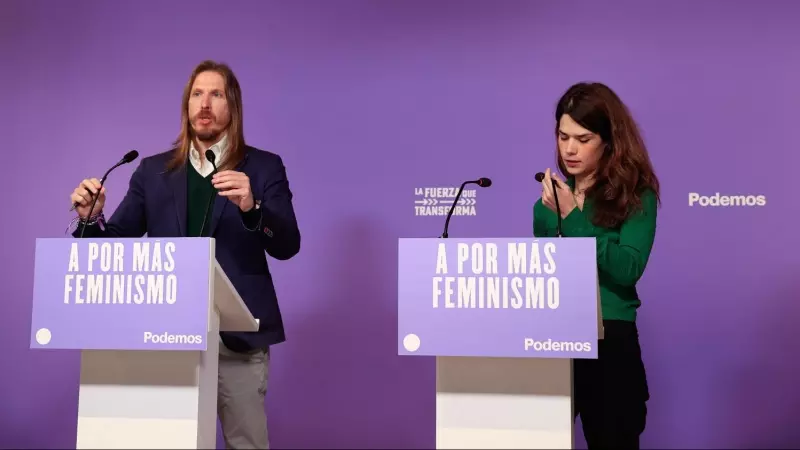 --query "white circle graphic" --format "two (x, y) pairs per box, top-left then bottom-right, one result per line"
(403, 333), (421, 352)
(36, 328), (52, 345)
